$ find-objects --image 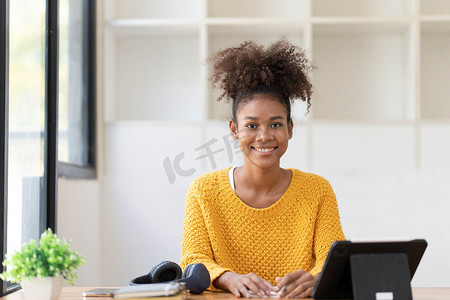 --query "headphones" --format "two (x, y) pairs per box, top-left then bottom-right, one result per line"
(130, 261), (210, 294)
